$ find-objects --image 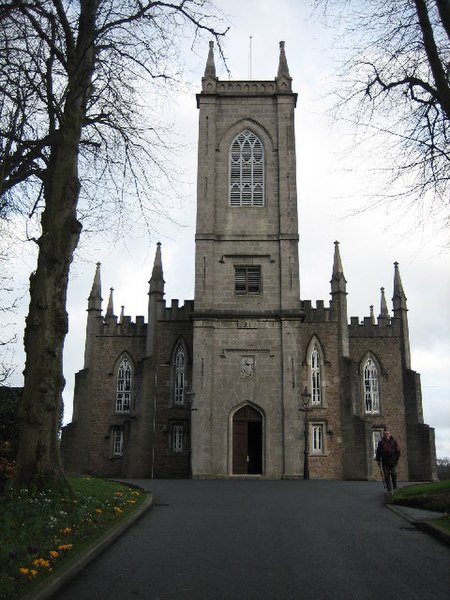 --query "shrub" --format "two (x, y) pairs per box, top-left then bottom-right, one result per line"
(0, 389), (20, 492)
(437, 457), (450, 481)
